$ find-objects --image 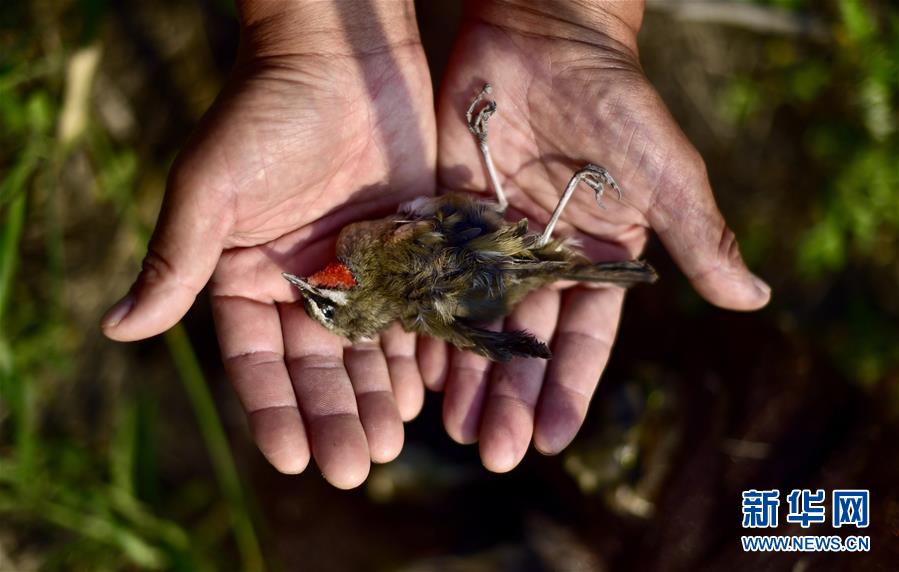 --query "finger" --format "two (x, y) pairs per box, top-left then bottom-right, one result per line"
(102, 170), (233, 341)
(479, 288), (561, 473)
(280, 302), (370, 489)
(343, 340), (404, 463)
(534, 287), (625, 455)
(212, 295), (310, 474)
(646, 145), (770, 310)
(380, 323), (425, 421)
(442, 321), (501, 445)
(417, 335), (450, 391)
